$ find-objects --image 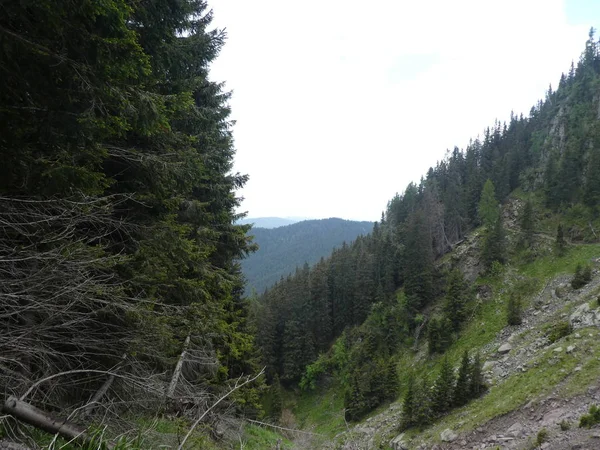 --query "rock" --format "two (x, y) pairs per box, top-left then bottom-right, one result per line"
(570, 303), (600, 328)
(483, 361), (496, 371)
(574, 366), (582, 372)
(441, 428), (458, 442)
(541, 443), (550, 449)
(0, 442), (31, 450)
(390, 433), (408, 450)
(567, 345), (576, 353)
(498, 343), (512, 354)
(507, 422), (524, 438)
(575, 333), (581, 338)
(554, 347), (563, 353)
